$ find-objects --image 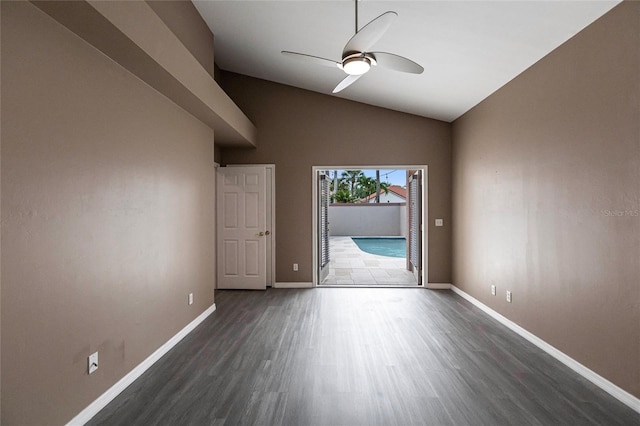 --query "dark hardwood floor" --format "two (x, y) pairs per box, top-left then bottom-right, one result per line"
(88, 288), (639, 425)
